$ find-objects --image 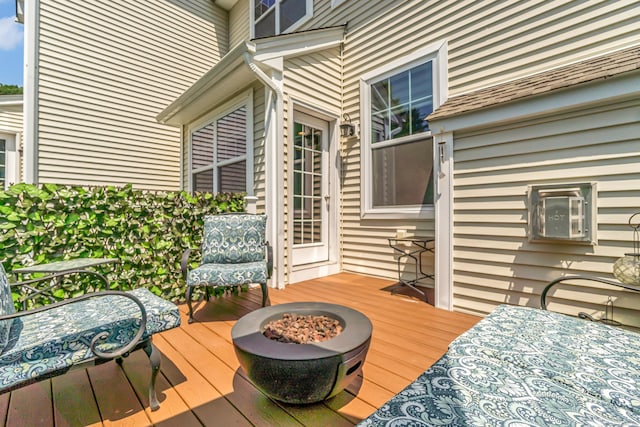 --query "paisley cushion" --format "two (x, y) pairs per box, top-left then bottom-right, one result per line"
(187, 261), (267, 287)
(0, 264), (15, 352)
(359, 305), (640, 426)
(202, 214), (267, 264)
(0, 288), (180, 391)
